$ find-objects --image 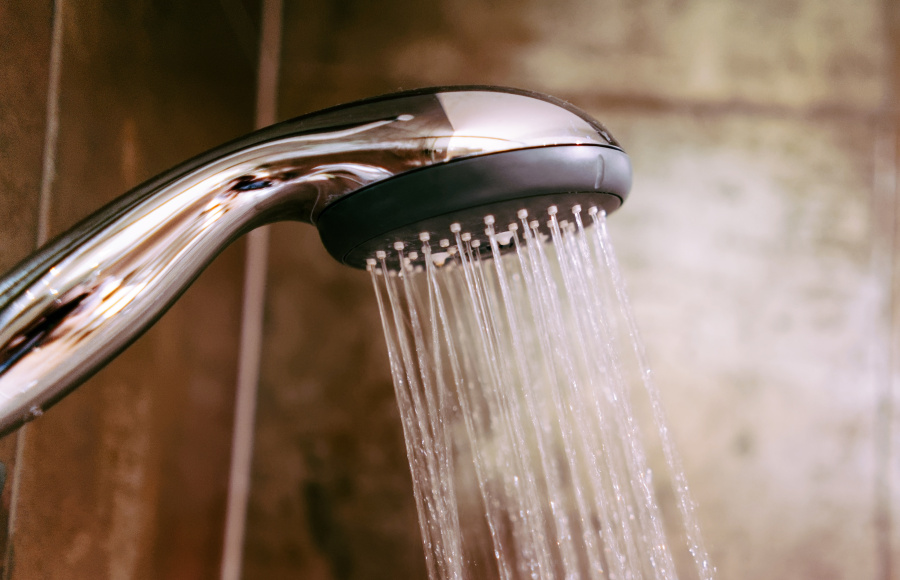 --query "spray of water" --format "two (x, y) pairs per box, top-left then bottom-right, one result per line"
(368, 205), (714, 580)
